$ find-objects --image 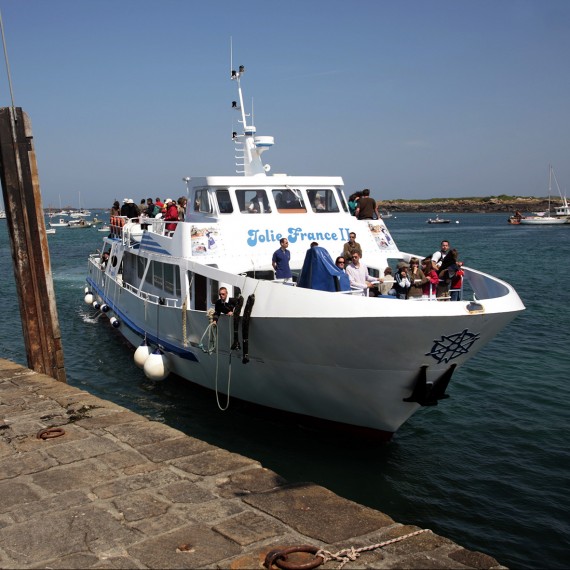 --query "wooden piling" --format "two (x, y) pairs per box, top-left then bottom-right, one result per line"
(0, 107), (66, 382)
